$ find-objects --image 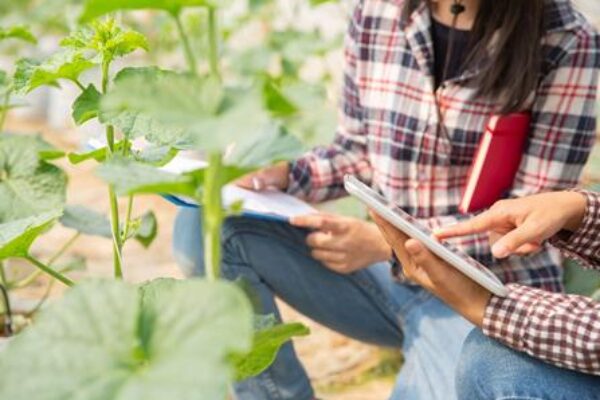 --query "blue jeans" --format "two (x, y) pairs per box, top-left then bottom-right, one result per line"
(456, 329), (600, 399)
(173, 208), (474, 400)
